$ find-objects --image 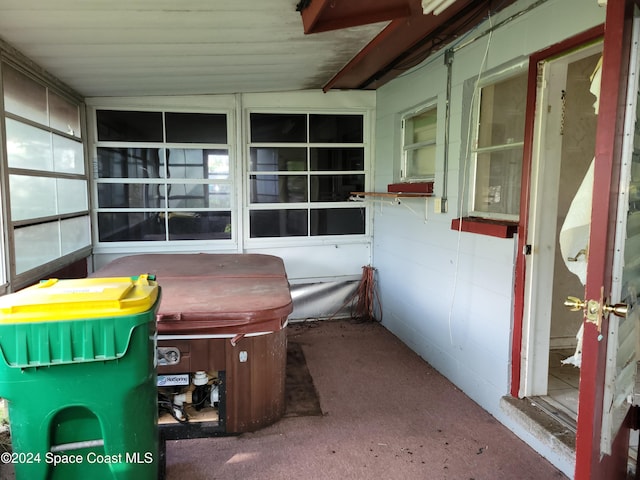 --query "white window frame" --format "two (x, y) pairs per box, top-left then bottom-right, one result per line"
(401, 102), (437, 182)
(1, 60), (89, 288)
(468, 60), (528, 221)
(90, 105), (237, 251)
(244, 109), (369, 246)
(0, 139), (6, 290)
